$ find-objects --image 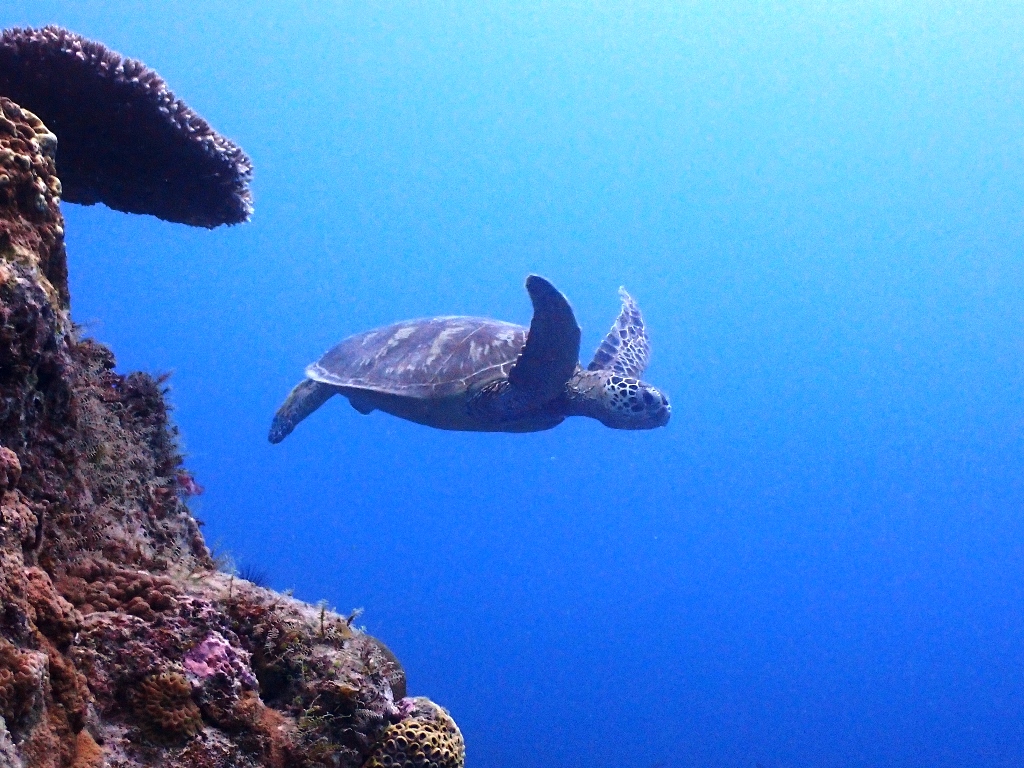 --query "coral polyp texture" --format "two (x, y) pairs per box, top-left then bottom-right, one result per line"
(0, 99), (462, 767)
(0, 25), (253, 228)
(135, 670), (203, 740)
(0, 97), (67, 306)
(364, 698), (466, 768)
